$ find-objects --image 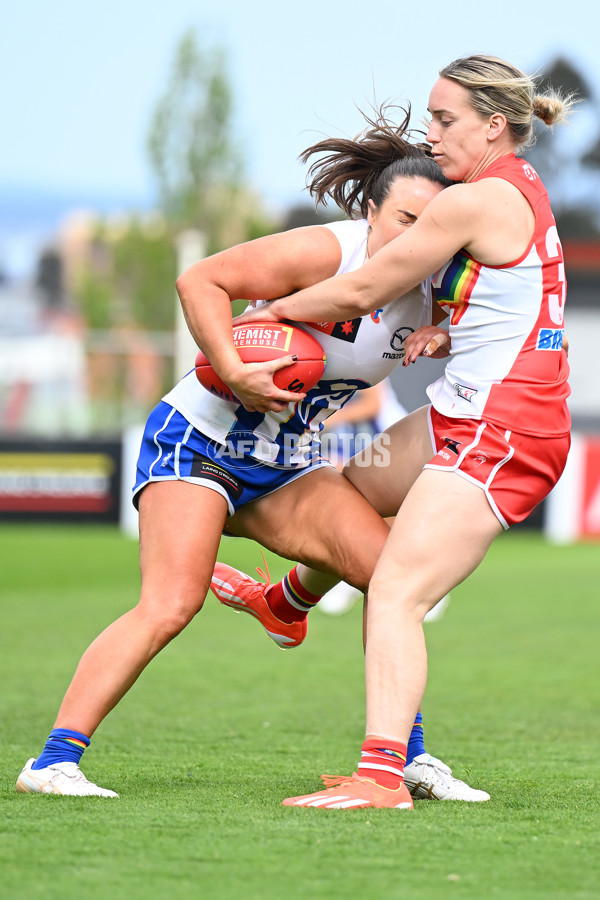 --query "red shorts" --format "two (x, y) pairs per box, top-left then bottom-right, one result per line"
(425, 408), (571, 529)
